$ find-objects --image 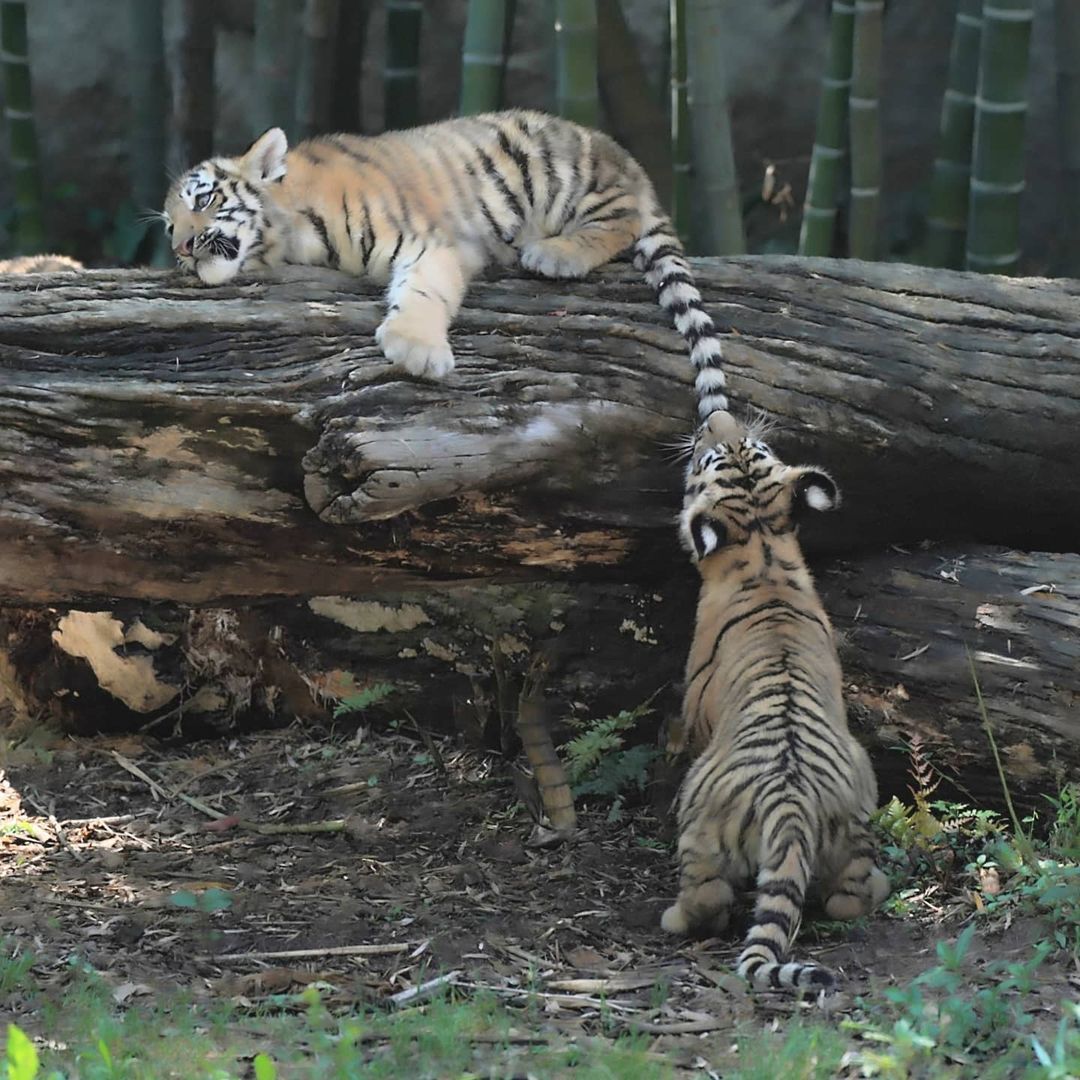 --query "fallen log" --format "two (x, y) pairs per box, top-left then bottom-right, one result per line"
(0, 544), (1075, 814)
(1, 259), (1078, 812)
(1, 258), (1078, 608)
